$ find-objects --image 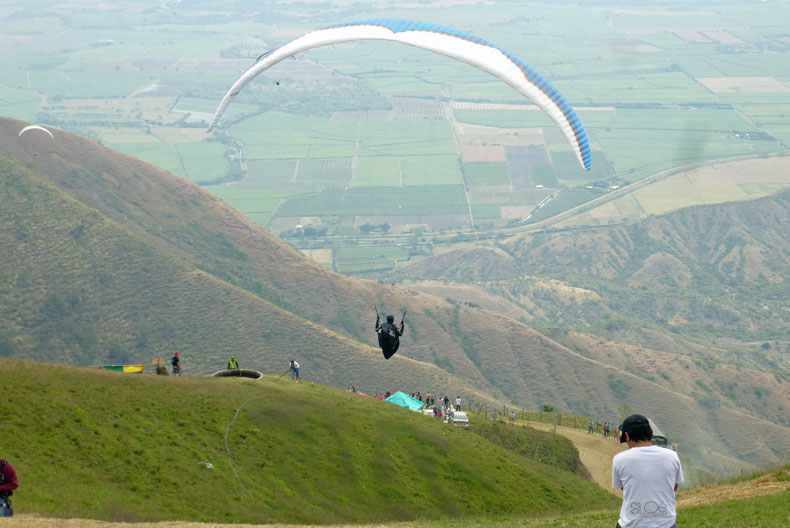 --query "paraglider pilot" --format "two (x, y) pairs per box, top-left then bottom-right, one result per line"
(375, 307), (405, 360)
